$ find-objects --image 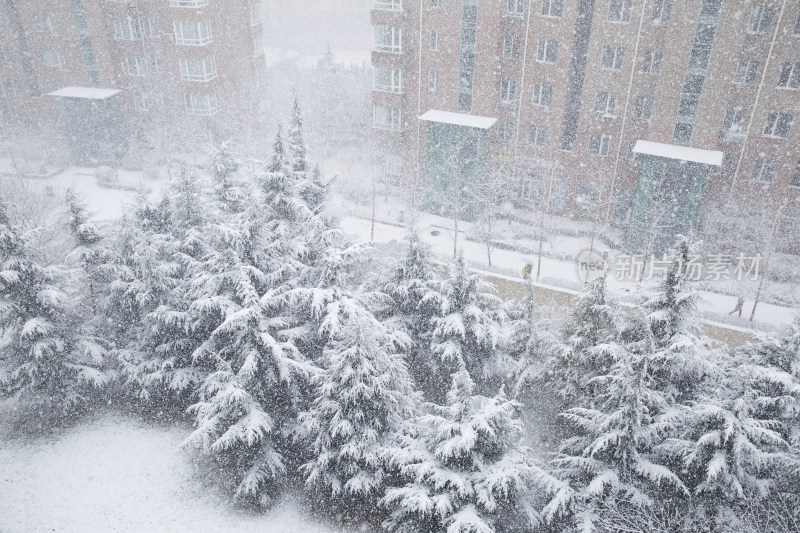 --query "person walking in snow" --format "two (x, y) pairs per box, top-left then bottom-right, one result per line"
(729, 296), (744, 318)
